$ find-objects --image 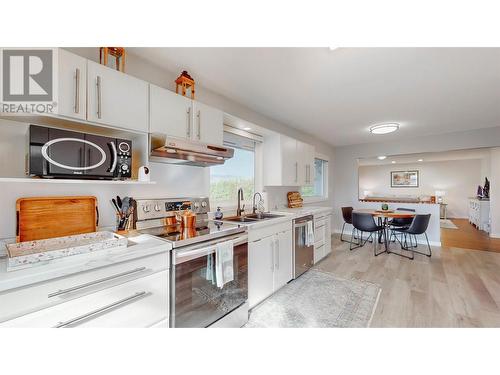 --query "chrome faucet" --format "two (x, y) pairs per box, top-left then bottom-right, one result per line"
(237, 188), (245, 216)
(252, 192), (263, 214)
